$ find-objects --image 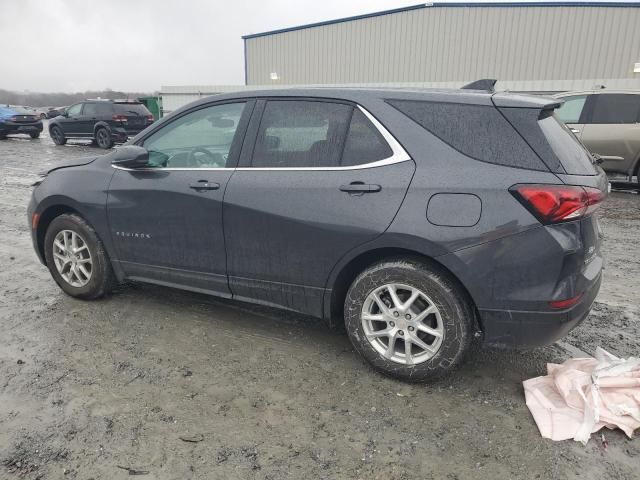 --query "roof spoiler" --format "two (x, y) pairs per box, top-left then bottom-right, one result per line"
(461, 79), (497, 92)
